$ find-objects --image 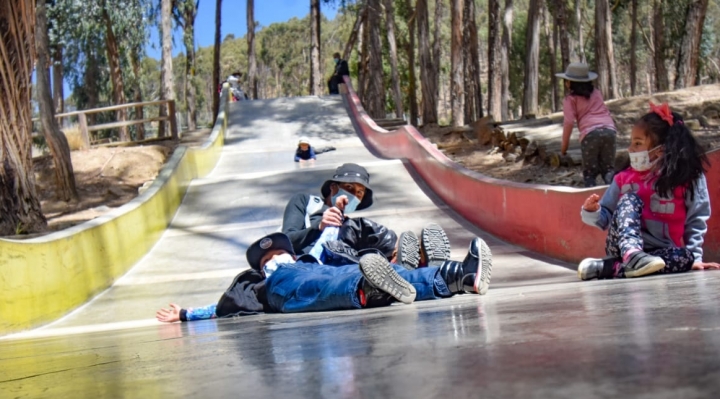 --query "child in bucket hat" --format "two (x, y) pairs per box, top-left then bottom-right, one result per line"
(557, 62), (618, 187)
